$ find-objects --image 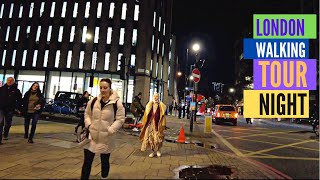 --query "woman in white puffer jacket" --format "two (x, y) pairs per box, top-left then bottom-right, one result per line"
(81, 78), (125, 179)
